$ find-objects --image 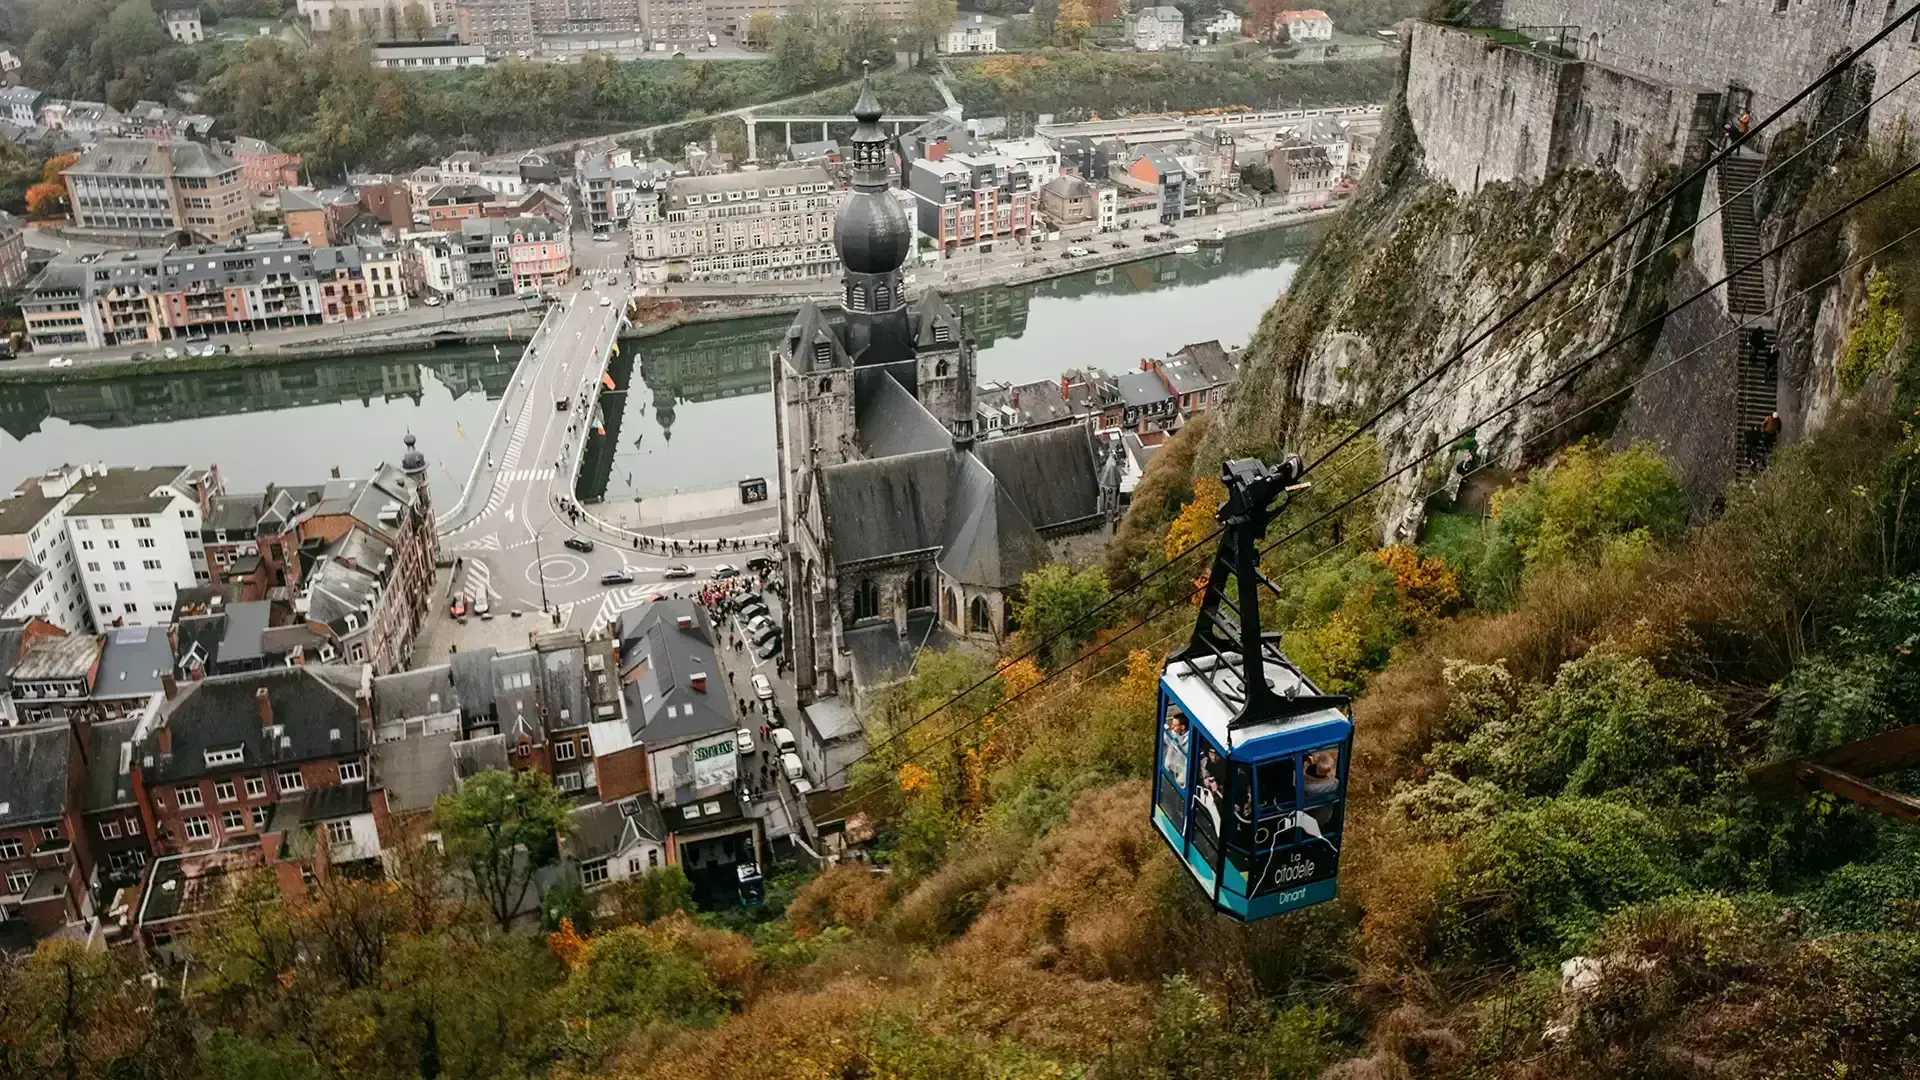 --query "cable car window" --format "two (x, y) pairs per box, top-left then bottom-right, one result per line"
(1256, 758), (1296, 812)
(1303, 746), (1341, 802)
(1155, 703), (1191, 835)
(1189, 735), (1229, 873)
